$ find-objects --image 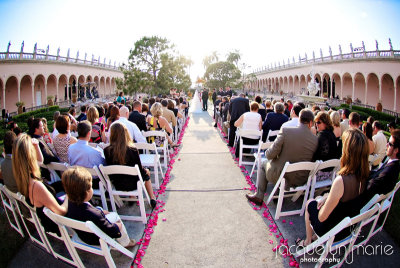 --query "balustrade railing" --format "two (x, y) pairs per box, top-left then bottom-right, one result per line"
(0, 51), (120, 71)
